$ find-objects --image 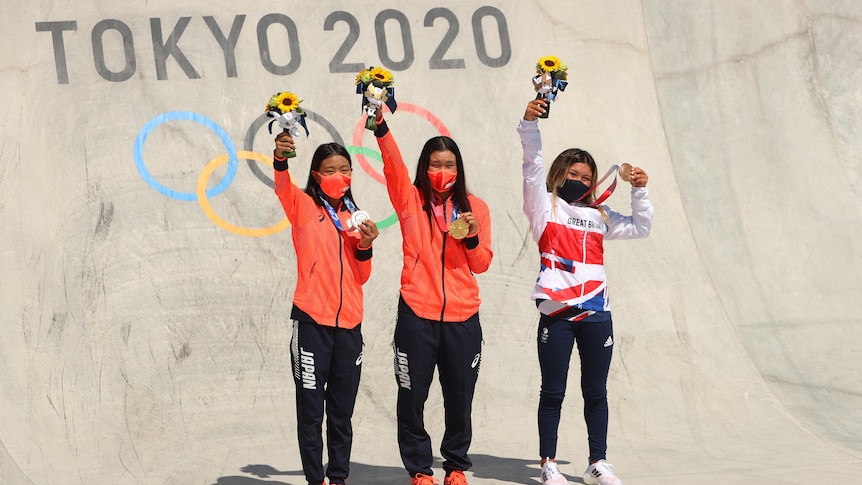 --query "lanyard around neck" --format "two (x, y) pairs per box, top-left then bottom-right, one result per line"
(578, 164), (624, 207)
(430, 196), (460, 233)
(317, 190), (358, 232)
